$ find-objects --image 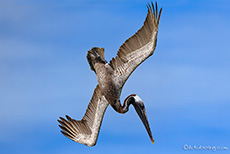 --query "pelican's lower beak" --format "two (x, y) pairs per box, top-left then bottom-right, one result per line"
(133, 102), (154, 144)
